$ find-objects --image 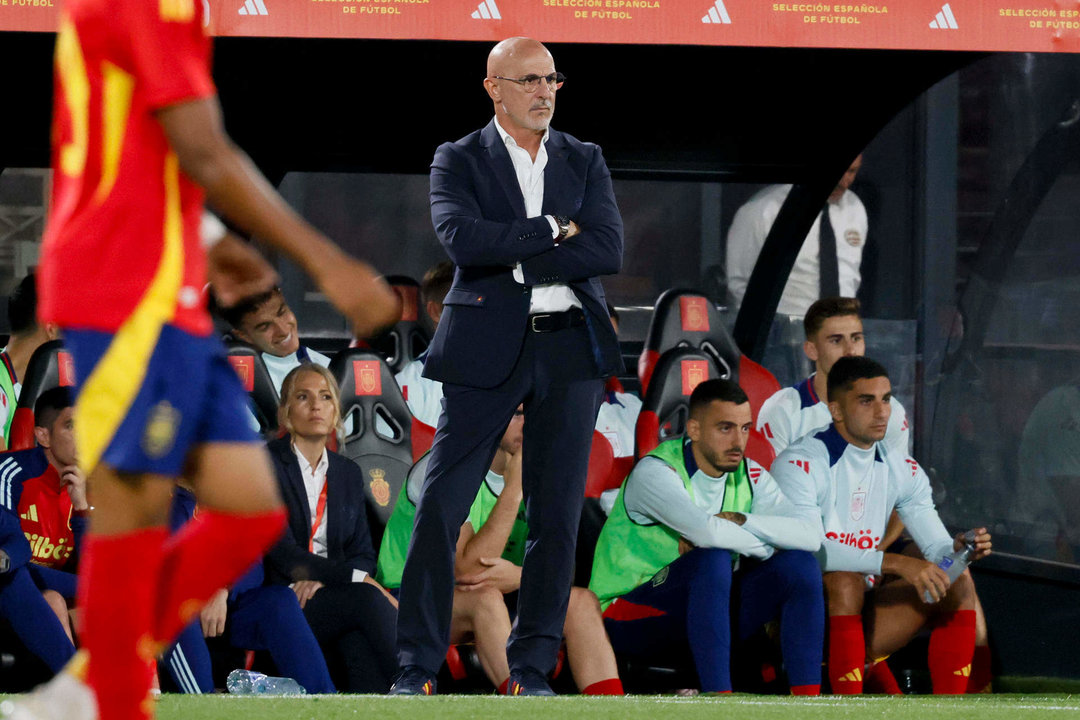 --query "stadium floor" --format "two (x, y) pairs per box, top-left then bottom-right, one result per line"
(119, 694), (1080, 720)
